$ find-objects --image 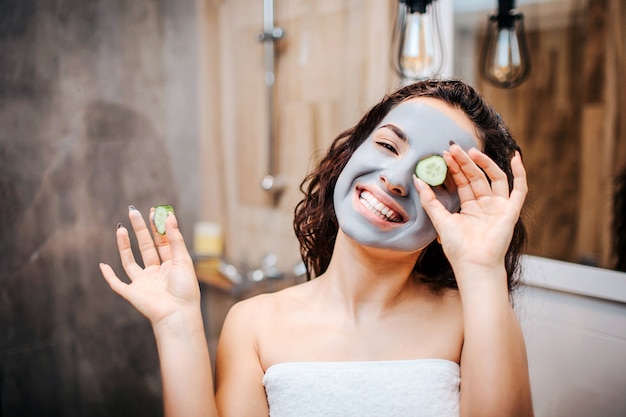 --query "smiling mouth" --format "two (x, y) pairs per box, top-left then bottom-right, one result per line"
(359, 190), (403, 223)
